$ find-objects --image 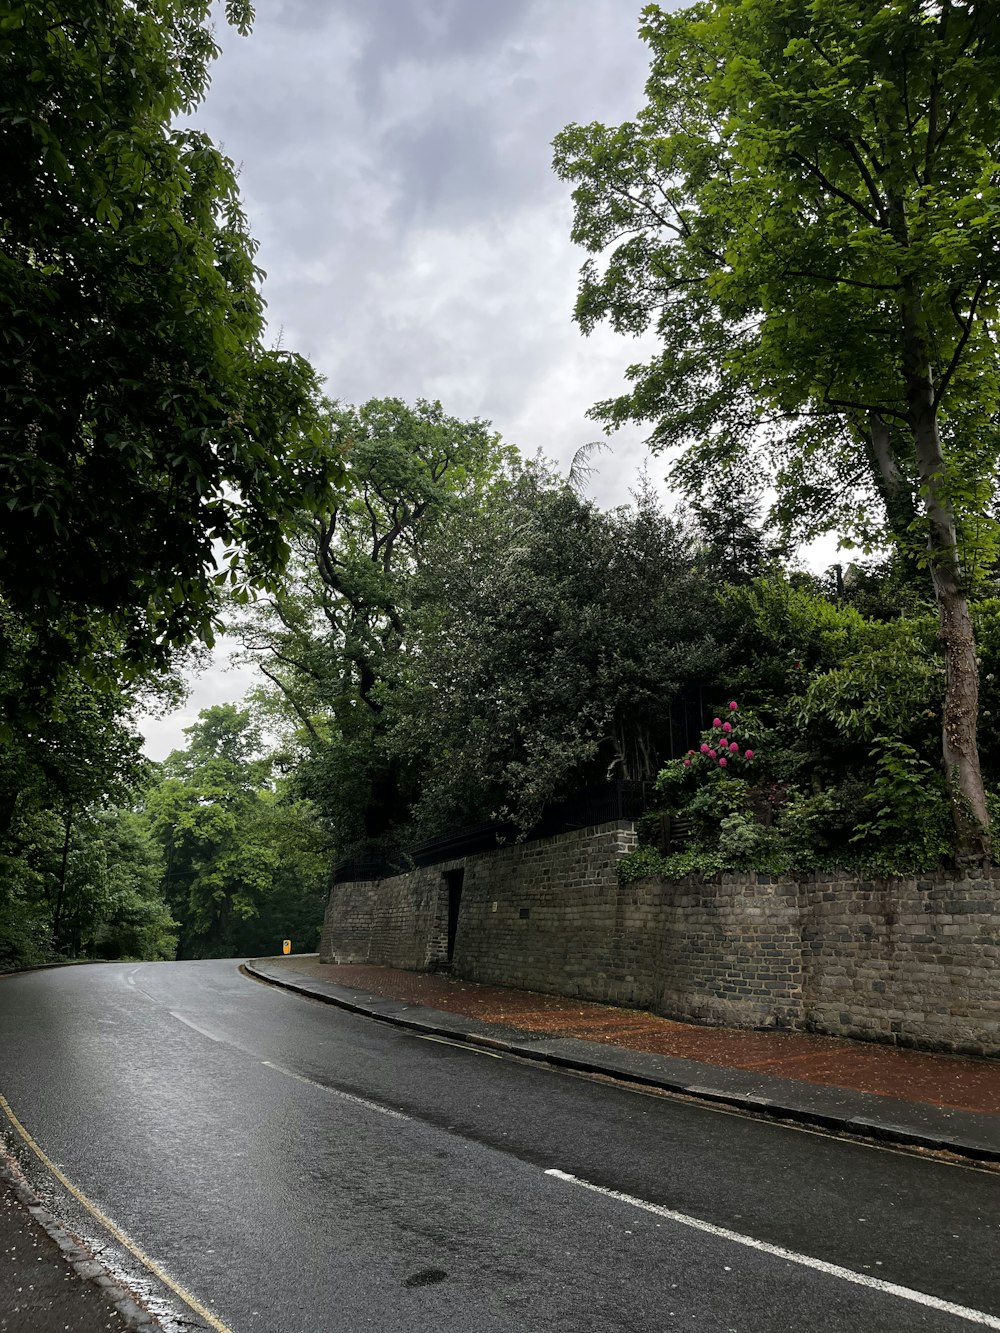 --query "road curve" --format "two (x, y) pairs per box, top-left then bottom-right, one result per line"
(1, 960), (997, 1333)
